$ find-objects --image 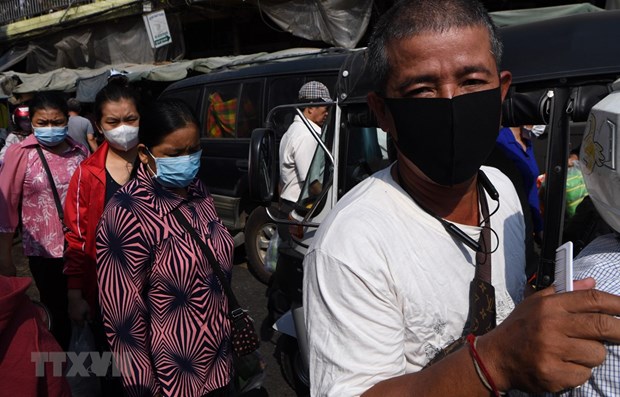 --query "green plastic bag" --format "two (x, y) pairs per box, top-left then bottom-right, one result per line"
(565, 162), (588, 219)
